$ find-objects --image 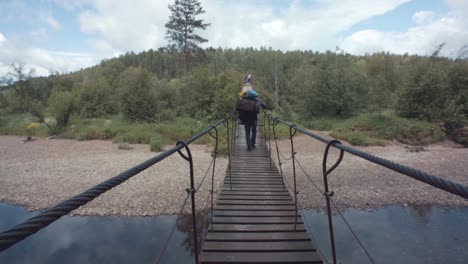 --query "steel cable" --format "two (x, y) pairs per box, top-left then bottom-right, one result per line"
(155, 193), (191, 264)
(299, 207), (331, 264)
(294, 157), (325, 195)
(328, 197), (376, 264)
(272, 116), (468, 200)
(196, 158), (215, 192)
(295, 157), (374, 264)
(270, 131), (330, 264)
(0, 114), (234, 252)
(278, 150), (293, 160)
